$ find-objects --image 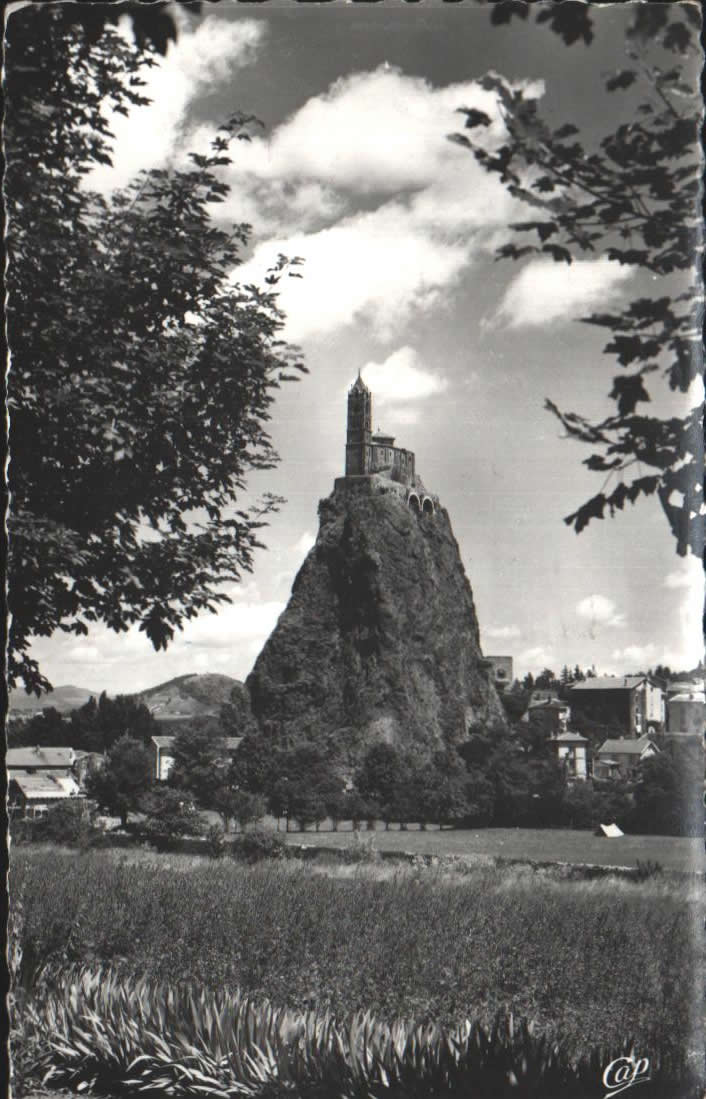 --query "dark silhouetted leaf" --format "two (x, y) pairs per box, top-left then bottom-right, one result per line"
(491, 1), (529, 27)
(606, 70), (637, 92)
(609, 374), (652, 416)
(663, 21), (693, 53)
